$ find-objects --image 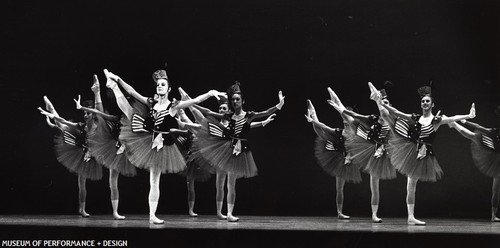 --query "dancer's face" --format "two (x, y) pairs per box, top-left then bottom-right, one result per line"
(156, 79), (170, 96)
(231, 93), (243, 110)
(420, 95), (434, 111)
(83, 111), (94, 122)
(219, 103), (229, 114)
